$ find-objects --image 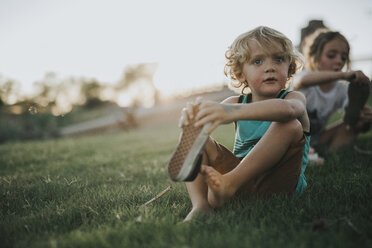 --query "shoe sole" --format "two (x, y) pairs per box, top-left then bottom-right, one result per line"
(343, 82), (370, 127)
(167, 122), (211, 182)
